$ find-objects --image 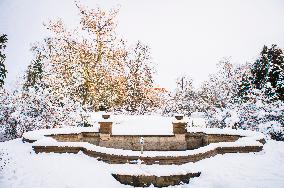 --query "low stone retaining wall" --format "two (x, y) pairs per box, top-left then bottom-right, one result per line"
(100, 135), (187, 151)
(31, 132), (241, 151)
(112, 172), (201, 187)
(185, 133), (241, 149)
(24, 125), (265, 165)
(32, 145), (263, 165)
(48, 132), (100, 145)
